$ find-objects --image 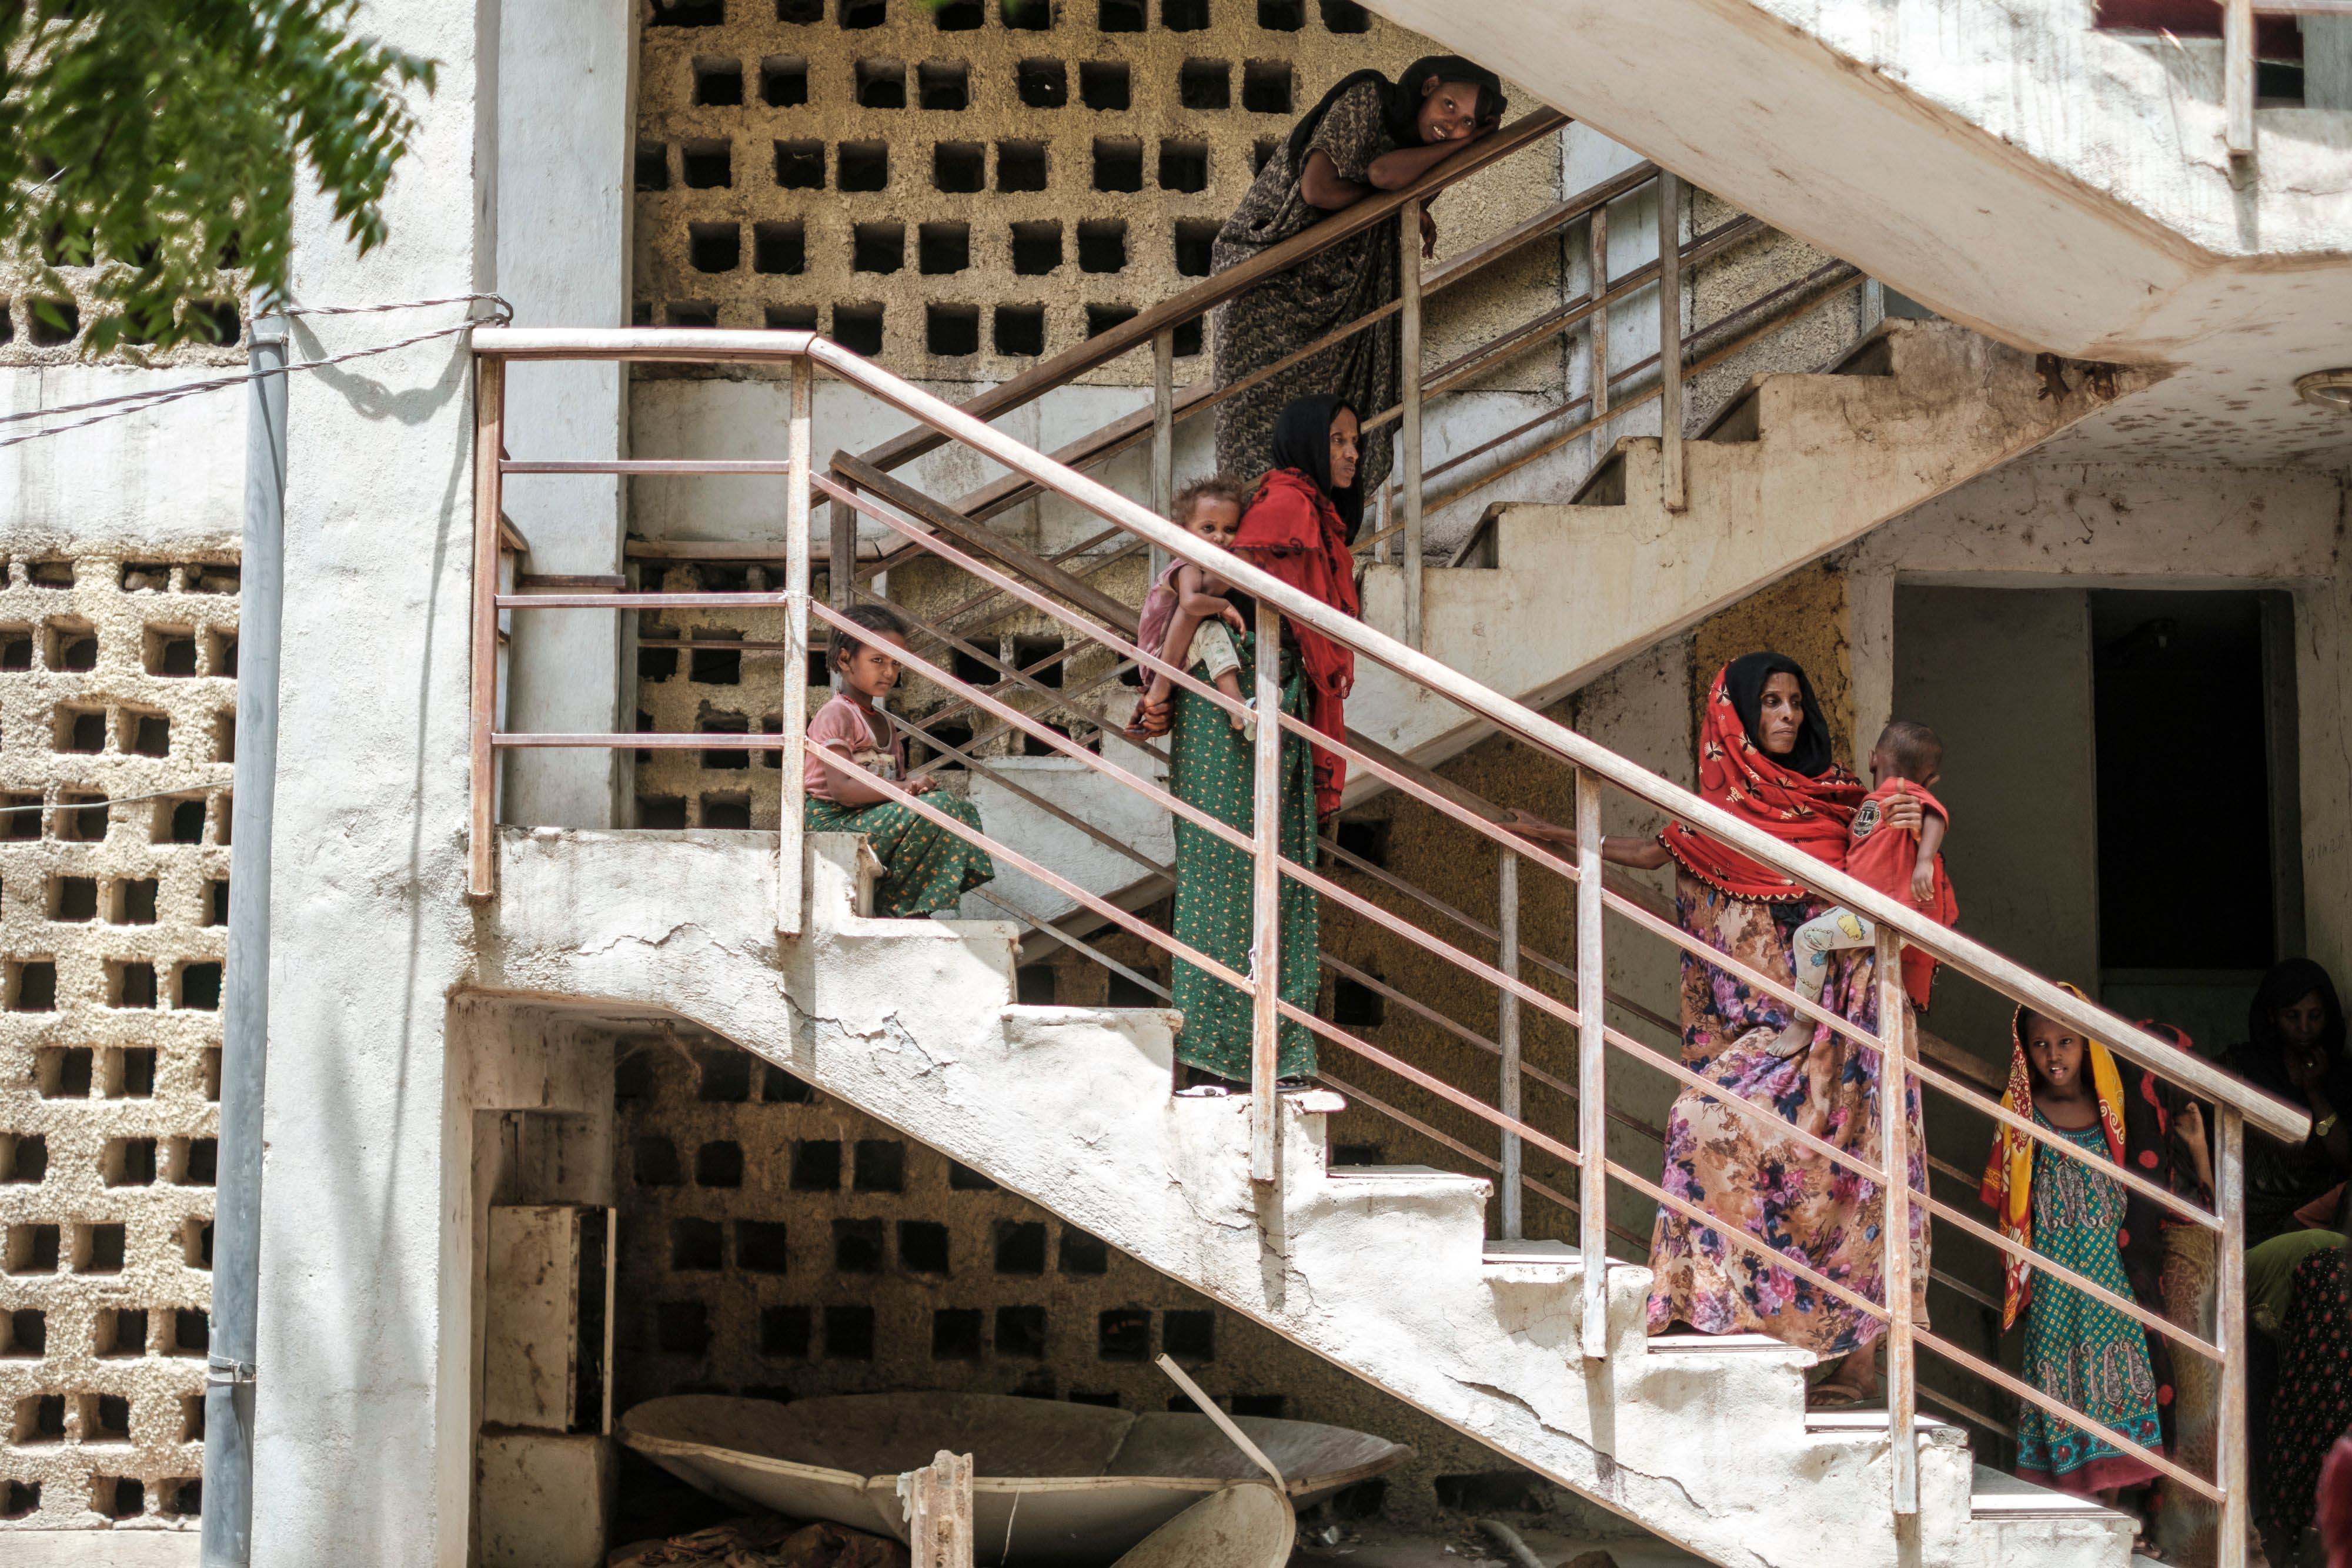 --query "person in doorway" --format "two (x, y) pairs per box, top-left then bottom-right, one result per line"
(1166, 398), (1363, 1086)
(1125, 476), (1252, 741)
(1209, 57), (1505, 500)
(803, 604), (994, 920)
(1772, 718), (1957, 1056)
(1502, 652), (1930, 1406)
(2229, 959), (2352, 1248)
(1981, 994), (2167, 1505)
